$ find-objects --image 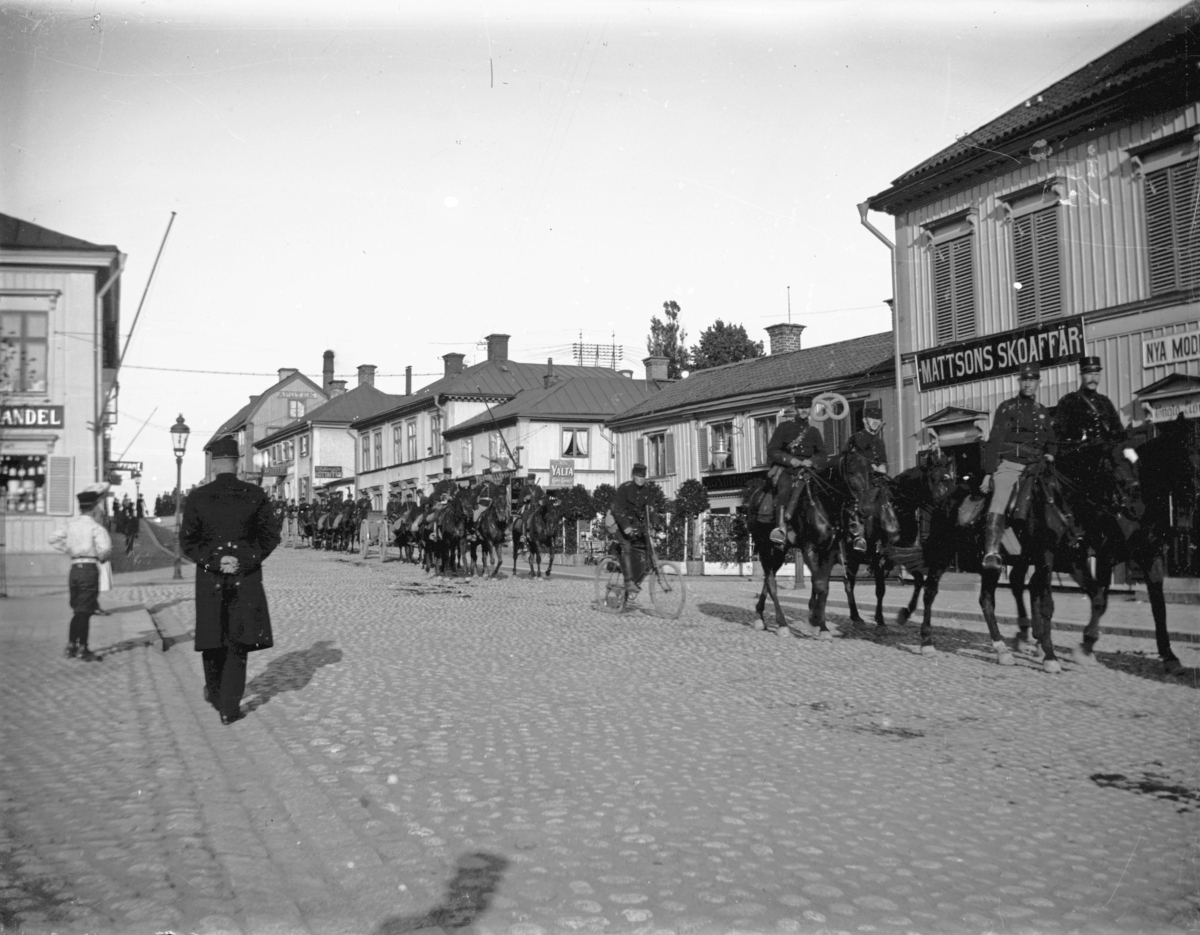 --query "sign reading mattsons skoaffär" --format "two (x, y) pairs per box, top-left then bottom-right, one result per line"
(917, 315), (1085, 391)
(1, 405), (65, 428)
